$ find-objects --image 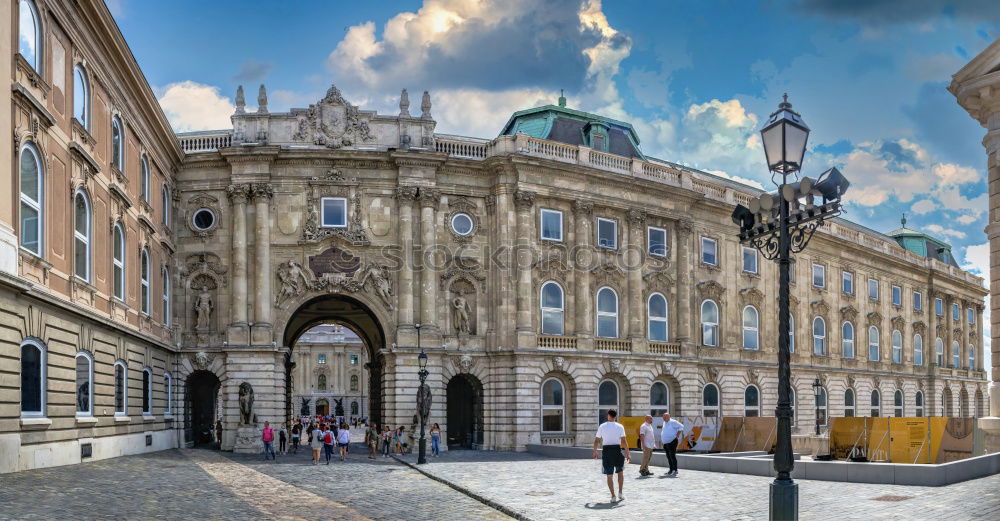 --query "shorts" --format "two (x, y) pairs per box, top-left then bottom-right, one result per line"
(601, 444), (625, 475)
(338, 442), (349, 448)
